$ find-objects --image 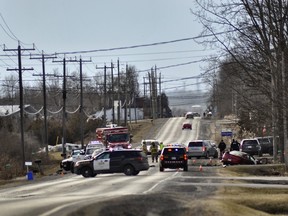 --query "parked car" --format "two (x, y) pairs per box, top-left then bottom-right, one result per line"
(255, 136), (273, 156)
(74, 149), (150, 178)
(186, 140), (218, 159)
(182, 122), (192, 130)
(159, 145), (188, 172)
(60, 149), (85, 172)
(221, 150), (259, 165)
(141, 139), (160, 155)
(240, 138), (262, 156)
(185, 112), (194, 119)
